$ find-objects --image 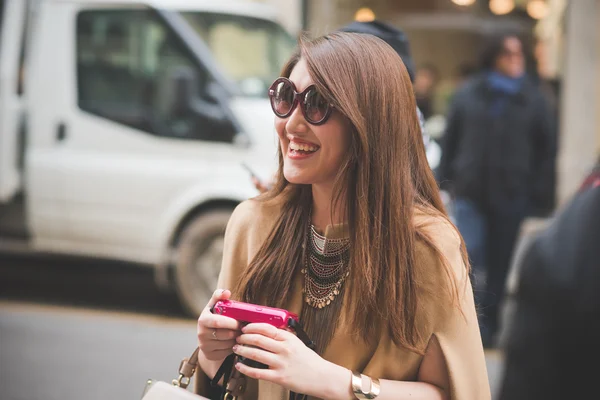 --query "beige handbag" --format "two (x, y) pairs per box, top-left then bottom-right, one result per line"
(142, 382), (207, 400)
(141, 348), (247, 400)
(141, 348), (209, 400)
